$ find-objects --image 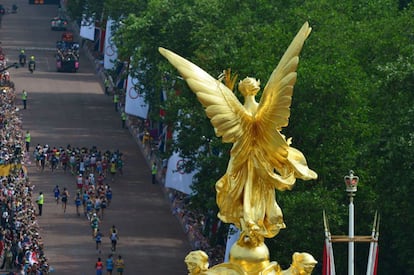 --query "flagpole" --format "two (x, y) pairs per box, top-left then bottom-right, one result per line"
(349, 195), (354, 275)
(344, 170), (359, 275)
(323, 211), (330, 275)
(372, 215), (380, 275)
(366, 212), (378, 275)
(323, 210), (336, 275)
